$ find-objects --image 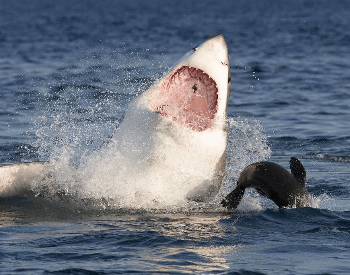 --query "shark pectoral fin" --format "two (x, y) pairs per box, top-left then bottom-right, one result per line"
(186, 180), (220, 202)
(221, 186), (245, 210)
